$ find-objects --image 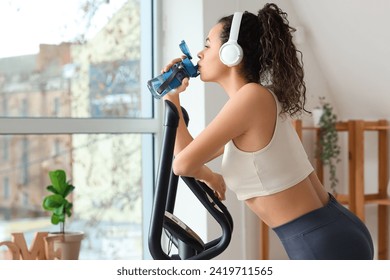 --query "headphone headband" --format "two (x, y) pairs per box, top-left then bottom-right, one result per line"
(228, 12), (243, 43)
